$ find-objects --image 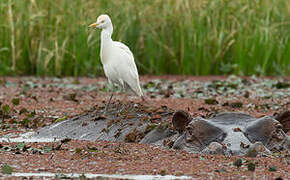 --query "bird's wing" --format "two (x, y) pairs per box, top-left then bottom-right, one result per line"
(113, 41), (138, 76)
(112, 41), (143, 96)
(113, 41), (134, 58)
